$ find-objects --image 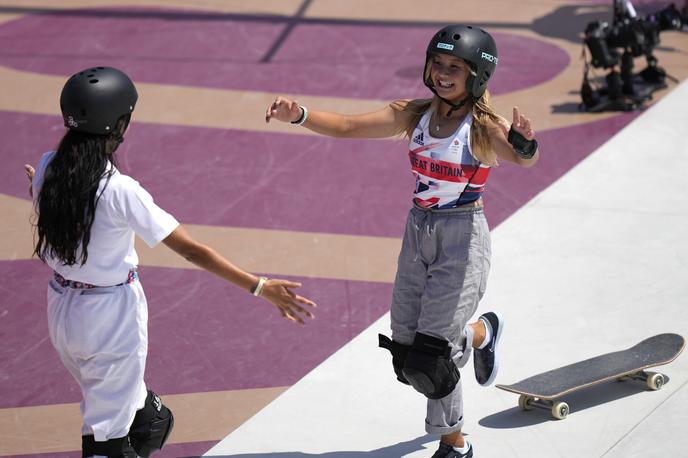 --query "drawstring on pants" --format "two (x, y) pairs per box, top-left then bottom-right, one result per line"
(412, 210), (436, 262)
(410, 200), (483, 262)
